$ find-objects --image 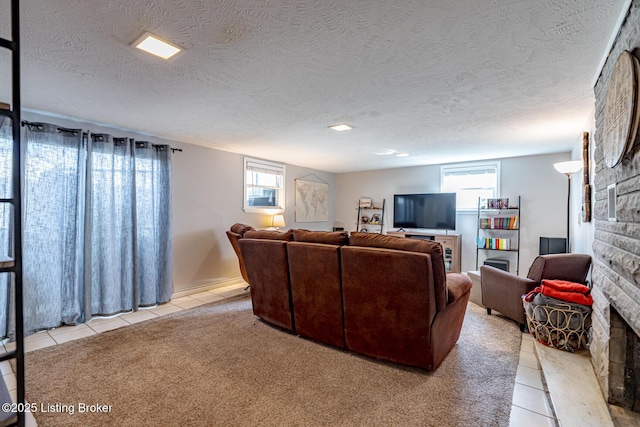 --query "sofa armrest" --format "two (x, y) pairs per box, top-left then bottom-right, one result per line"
(432, 273), (472, 369)
(446, 273), (472, 304)
(480, 265), (537, 325)
(480, 266), (536, 295)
